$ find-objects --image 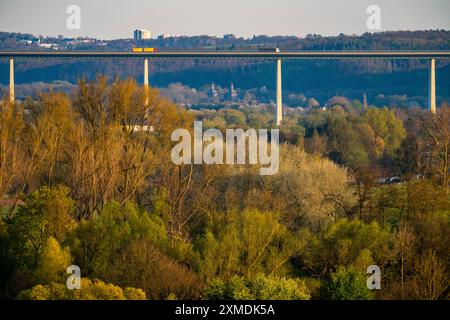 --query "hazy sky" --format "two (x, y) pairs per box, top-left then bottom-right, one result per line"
(1, 0), (449, 39)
